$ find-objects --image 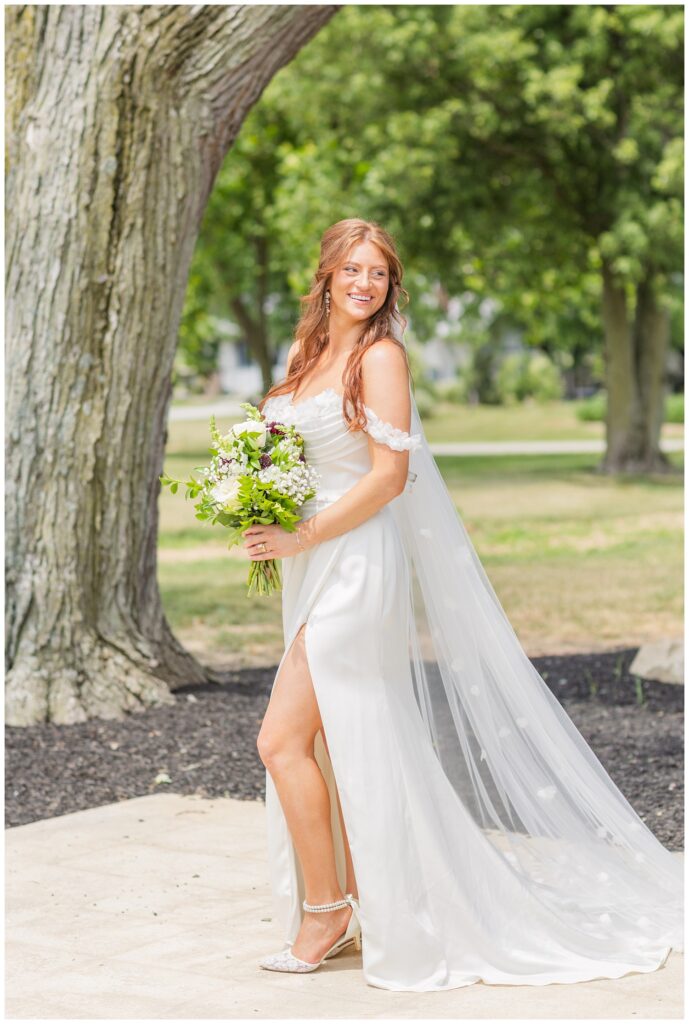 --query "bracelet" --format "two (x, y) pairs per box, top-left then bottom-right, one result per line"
(296, 523), (306, 551)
